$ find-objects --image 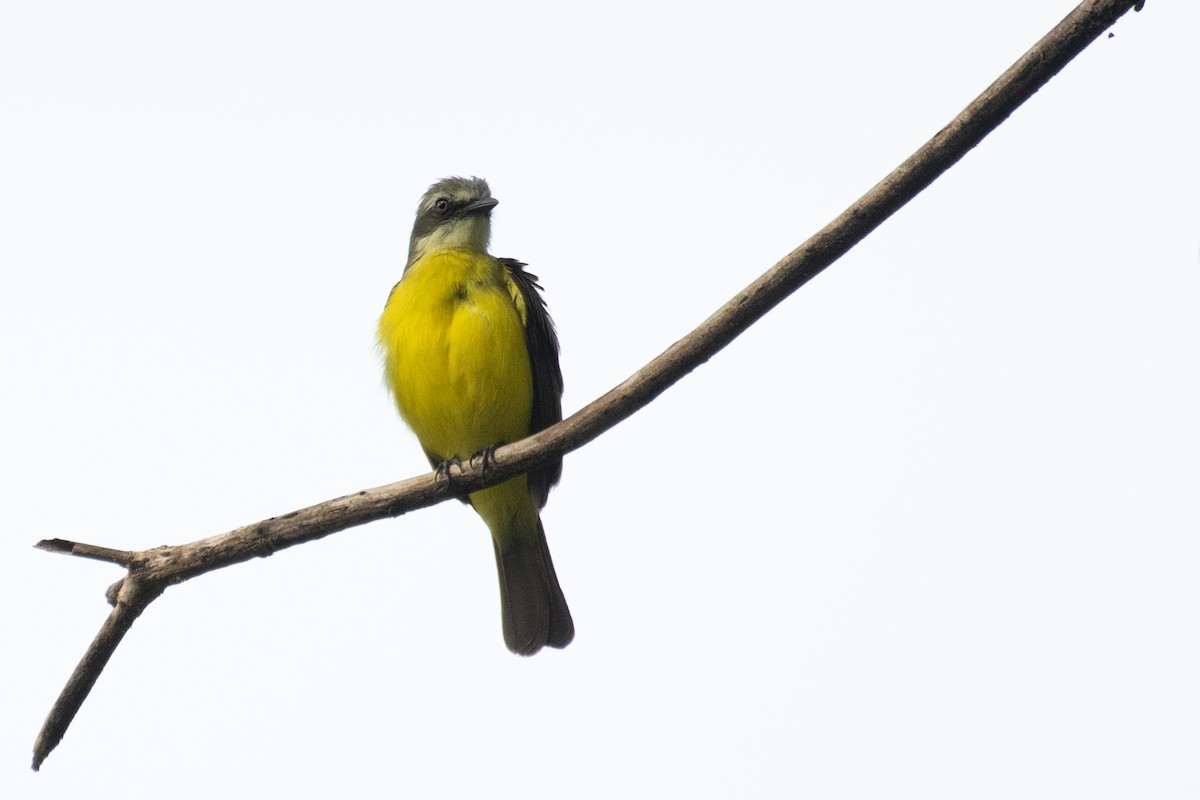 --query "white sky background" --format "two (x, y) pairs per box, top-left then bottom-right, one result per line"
(2, 1), (1198, 797)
